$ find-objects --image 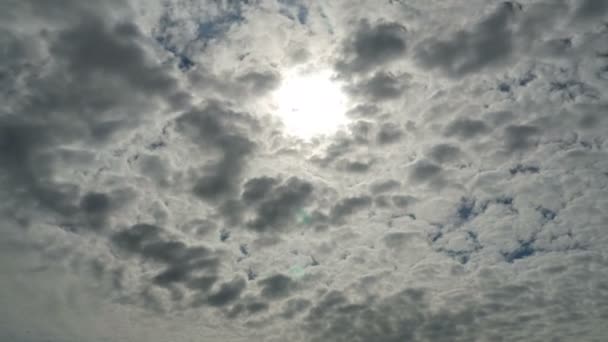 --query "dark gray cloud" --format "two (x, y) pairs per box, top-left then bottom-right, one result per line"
(392, 195), (417, 208)
(369, 180), (401, 194)
(330, 196), (372, 223)
(574, 0), (608, 20)
(226, 298), (269, 318)
(241, 176), (279, 203)
(578, 105), (608, 130)
(509, 164), (540, 175)
(111, 224), (220, 293)
(80, 192), (111, 214)
(337, 20), (407, 75)
(485, 110), (516, 127)
(282, 298), (312, 319)
(246, 177), (314, 232)
(428, 144), (463, 164)
(377, 123), (404, 144)
(236, 70), (281, 96)
(346, 72), (407, 101)
(245, 301), (269, 314)
(337, 158), (374, 173)
(176, 103), (258, 201)
(185, 276), (218, 293)
(349, 120), (373, 142)
(310, 137), (356, 168)
(0, 2), (180, 228)
(50, 17), (176, 94)
(415, 2), (518, 77)
(79, 192), (114, 229)
(346, 104), (381, 118)
(444, 118), (491, 139)
(0, 119), (80, 219)
(207, 277), (246, 307)
(409, 160), (443, 183)
(259, 274), (296, 300)
(504, 124), (540, 152)
(303, 266), (608, 342)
